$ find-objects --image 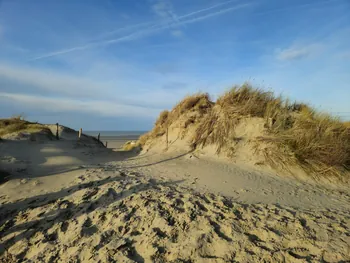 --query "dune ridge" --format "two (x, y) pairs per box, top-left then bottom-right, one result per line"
(139, 84), (350, 180)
